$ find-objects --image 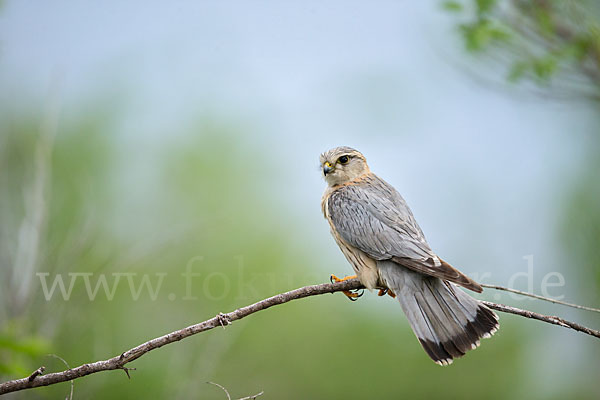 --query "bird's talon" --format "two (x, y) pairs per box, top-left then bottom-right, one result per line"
(377, 288), (396, 298)
(345, 291), (358, 301)
(340, 288), (364, 301)
(343, 290), (361, 301)
(330, 274), (360, 301)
